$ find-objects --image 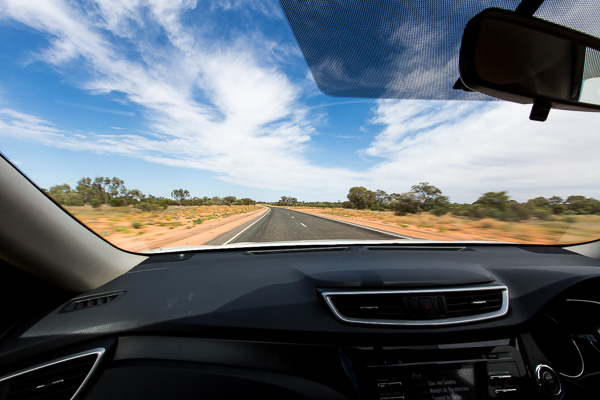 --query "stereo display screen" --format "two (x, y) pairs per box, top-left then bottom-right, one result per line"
(411, 366), (477, 400)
